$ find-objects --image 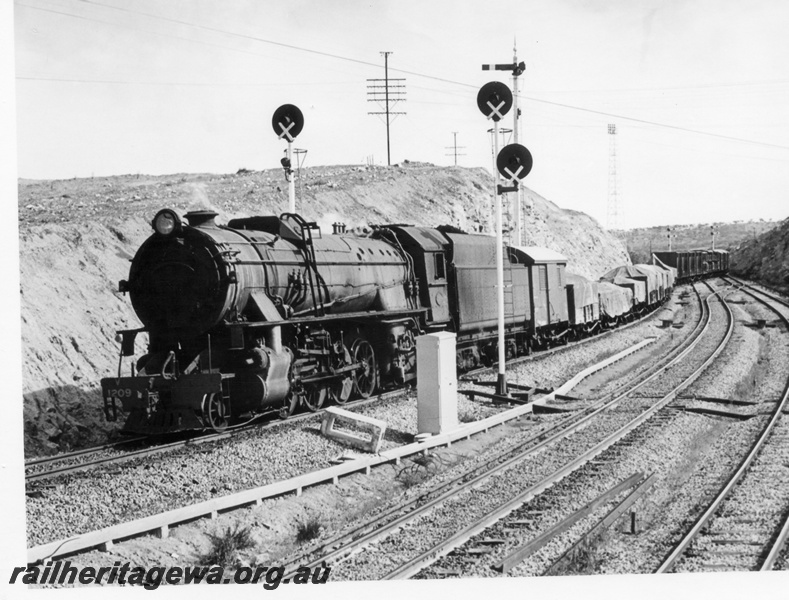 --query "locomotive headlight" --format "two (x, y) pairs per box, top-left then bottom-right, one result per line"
(152, 209), (181, 236)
